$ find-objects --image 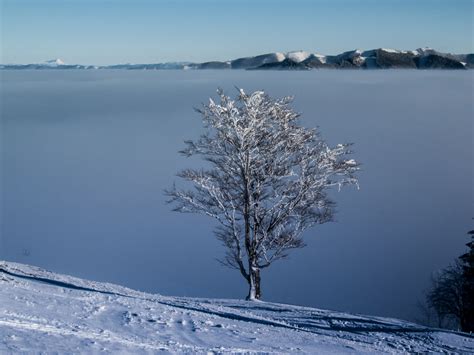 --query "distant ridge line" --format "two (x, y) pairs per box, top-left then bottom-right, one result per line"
(1, 48), (472, 70)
